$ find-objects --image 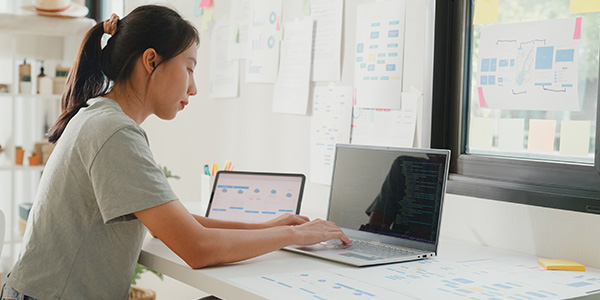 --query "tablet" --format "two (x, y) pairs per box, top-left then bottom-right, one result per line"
(205, 171), (305, 223)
